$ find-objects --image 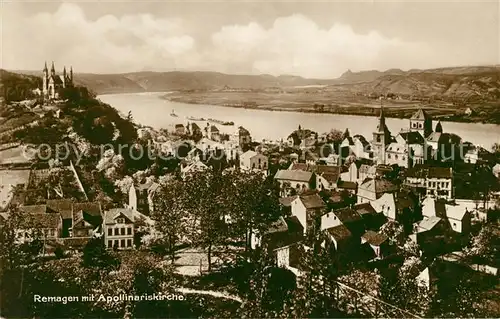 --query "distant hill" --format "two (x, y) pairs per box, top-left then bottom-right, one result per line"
(6, 65), (500, 101)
